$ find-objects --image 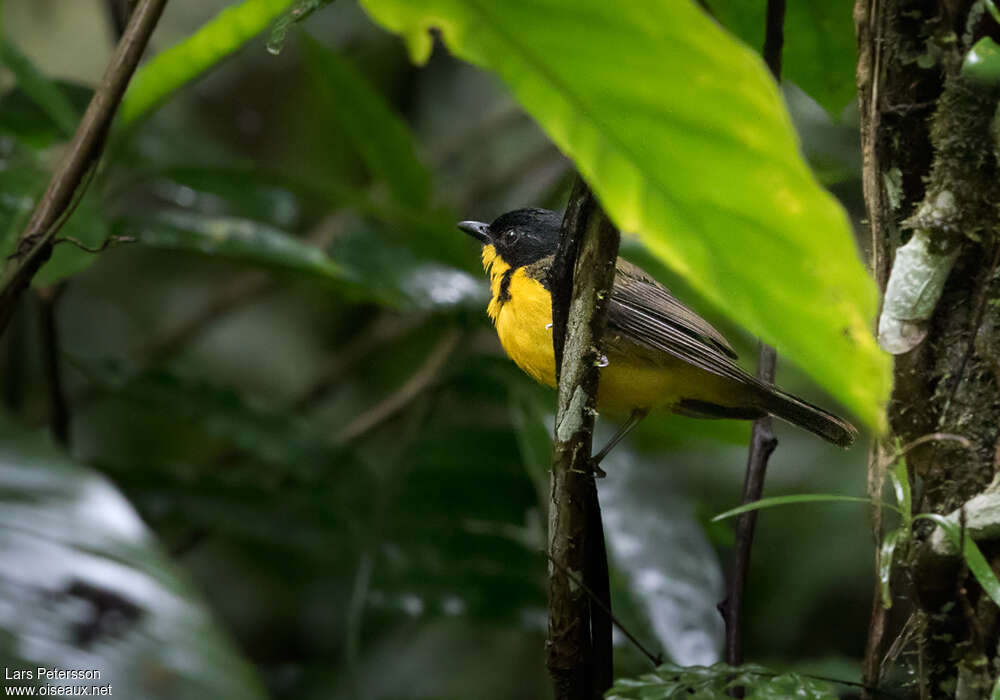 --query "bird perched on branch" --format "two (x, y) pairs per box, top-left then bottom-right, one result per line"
(458, 208), (856, 458)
